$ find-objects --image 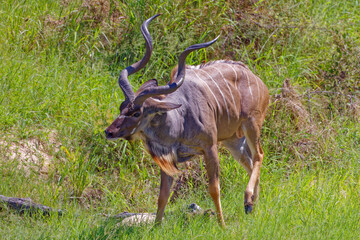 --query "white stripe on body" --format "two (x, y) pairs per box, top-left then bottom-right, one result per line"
(243, 70), (254, 101)
(192, 70), (222, 111)
(227, 64), (238, 90)
(210, 66), (237, 113)
(199, 69), (230, 123)
(255, 76), (262, 104)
